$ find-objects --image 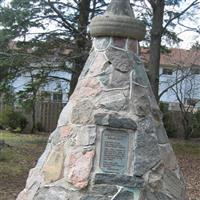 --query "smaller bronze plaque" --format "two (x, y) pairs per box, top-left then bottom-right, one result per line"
(100, 129), (129, 173)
